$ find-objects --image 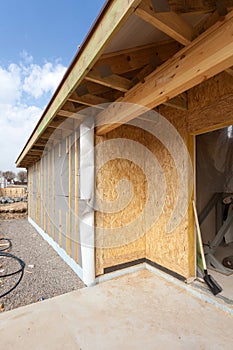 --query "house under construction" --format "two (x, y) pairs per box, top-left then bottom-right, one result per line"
(16, 0), (233, 291)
